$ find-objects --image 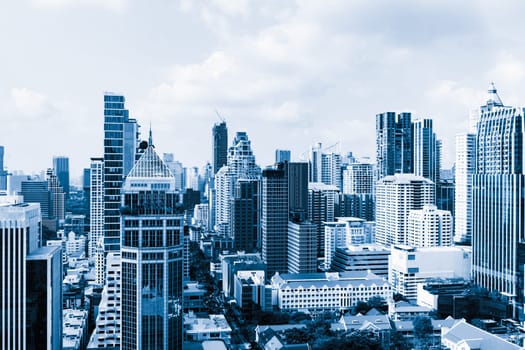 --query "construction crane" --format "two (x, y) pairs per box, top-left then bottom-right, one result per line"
(215, 109), (226, 123)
